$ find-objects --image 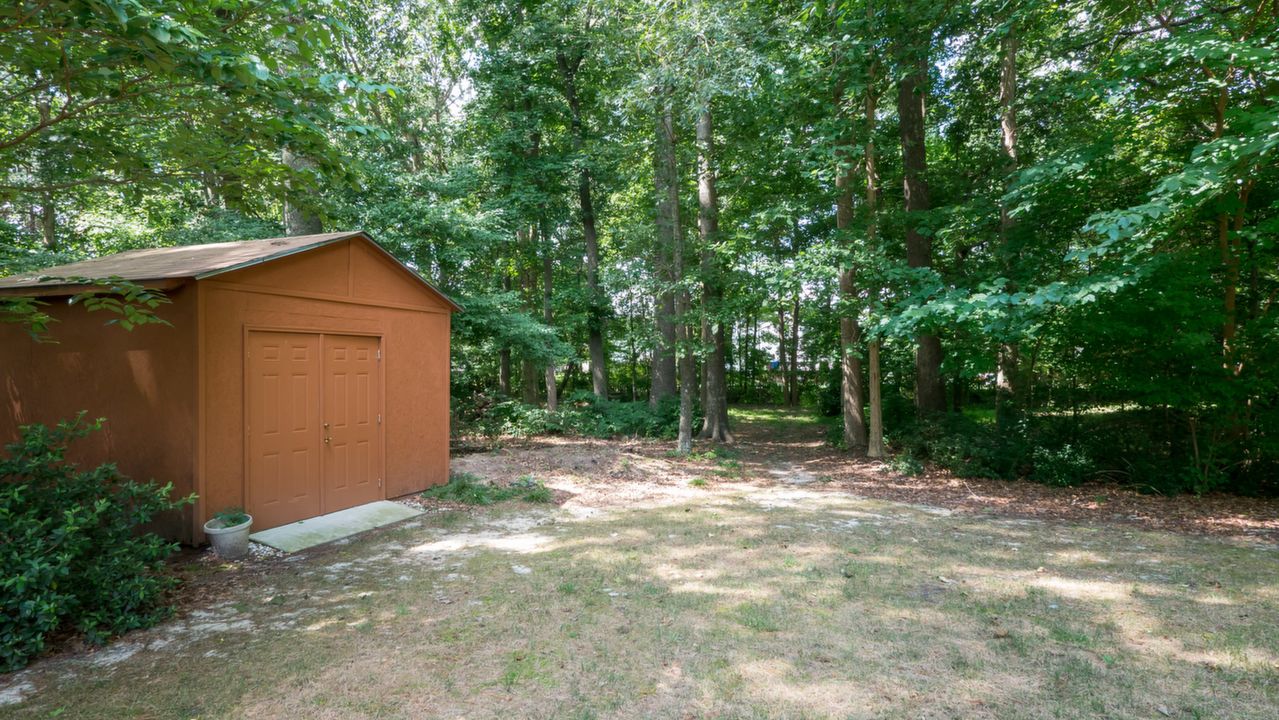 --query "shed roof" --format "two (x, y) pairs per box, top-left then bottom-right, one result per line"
(0, 231), (460, 311)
